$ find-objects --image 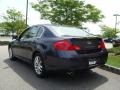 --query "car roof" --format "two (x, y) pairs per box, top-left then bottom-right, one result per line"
(29, 24), (82, 28)
(29, 24), (55, 27)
